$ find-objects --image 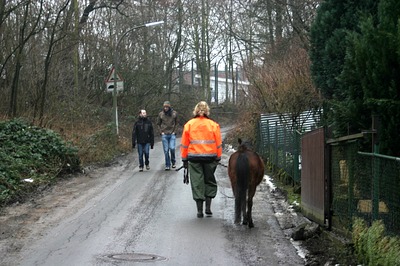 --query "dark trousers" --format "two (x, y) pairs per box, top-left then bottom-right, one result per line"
(189, 161), (218, 201)
(137, 143), (150, 167)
